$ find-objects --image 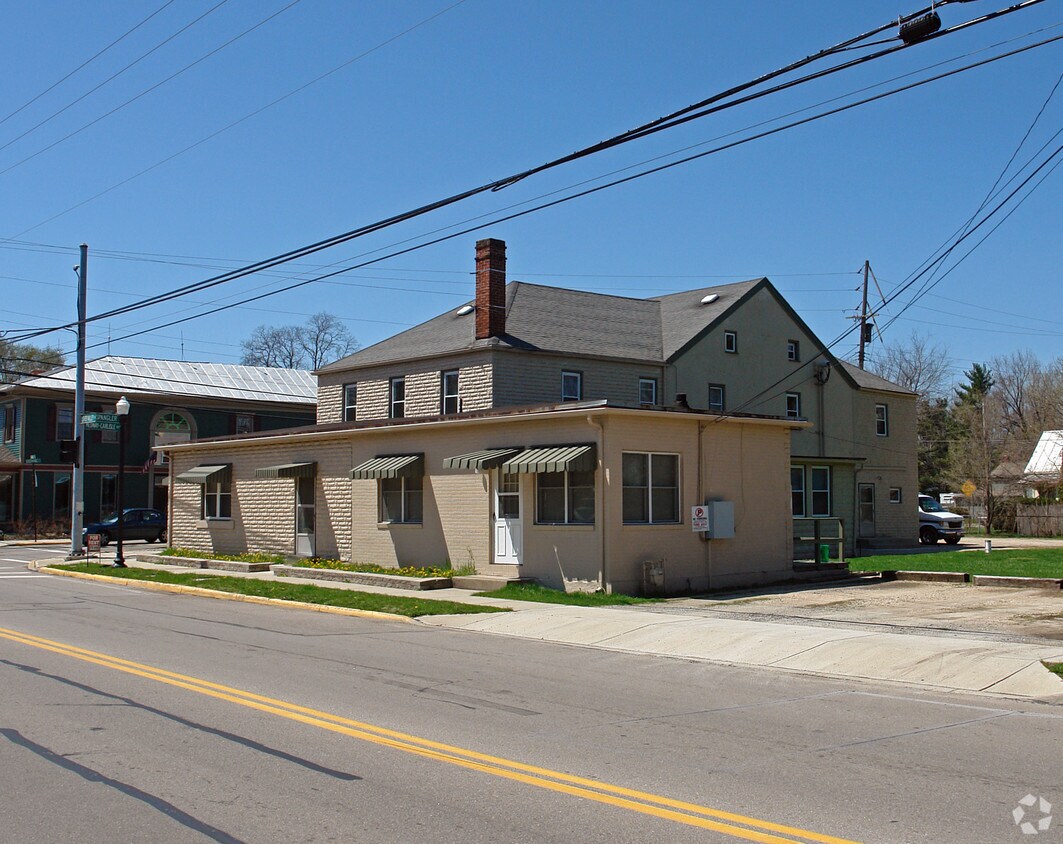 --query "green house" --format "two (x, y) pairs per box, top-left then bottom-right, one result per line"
(0, 356), (316, 533)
